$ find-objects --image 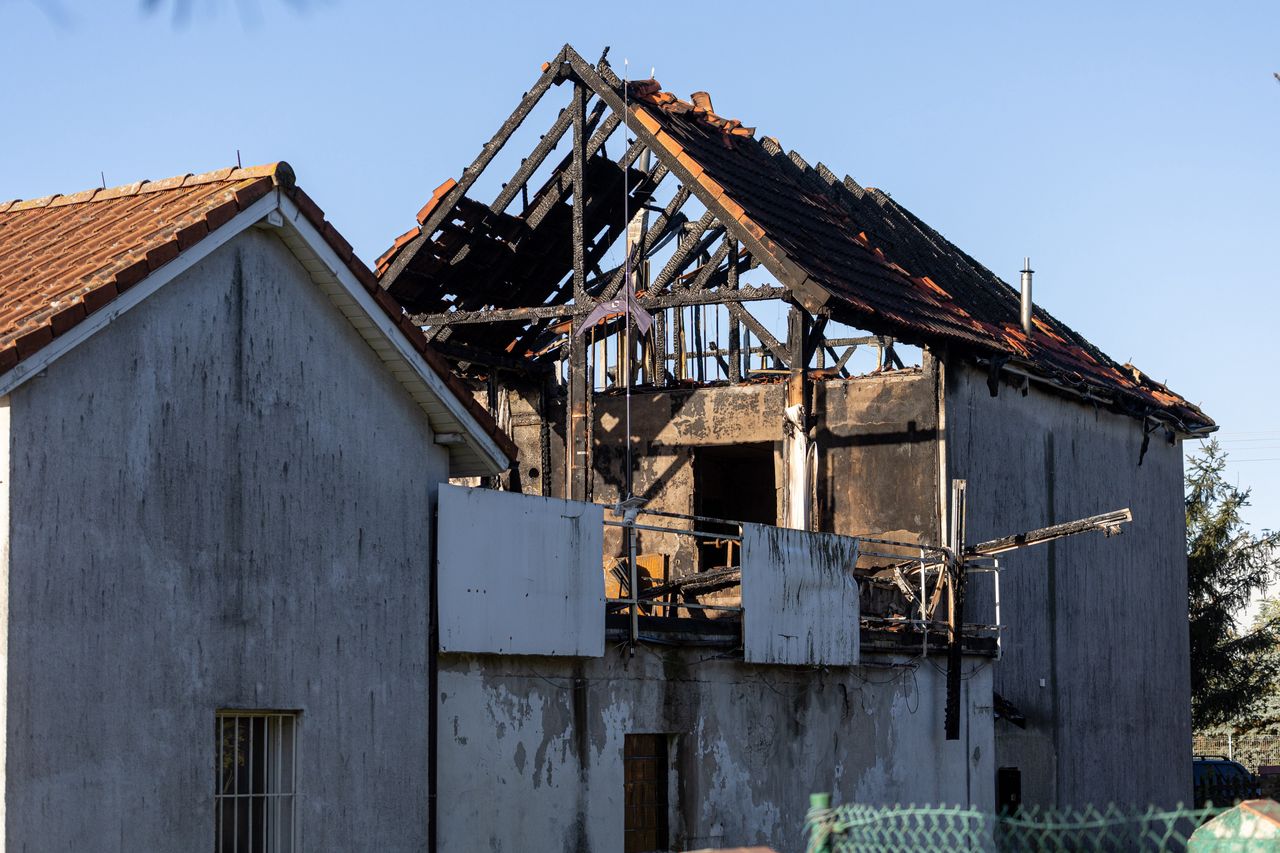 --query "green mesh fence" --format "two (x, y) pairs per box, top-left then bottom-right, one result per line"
(804, 796), (1275, 852)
